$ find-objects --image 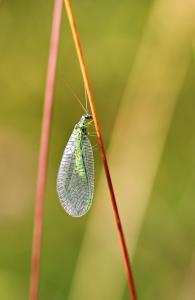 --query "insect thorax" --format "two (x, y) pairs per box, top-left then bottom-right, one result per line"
(75, 114), (92, 136)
